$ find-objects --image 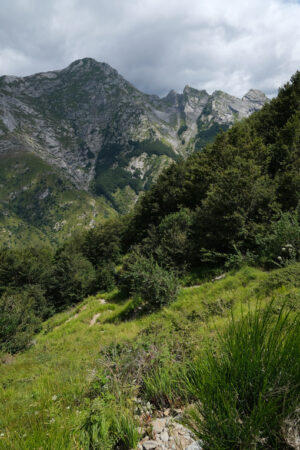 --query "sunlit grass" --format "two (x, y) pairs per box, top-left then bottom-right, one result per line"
(0, 266), (298, 449)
